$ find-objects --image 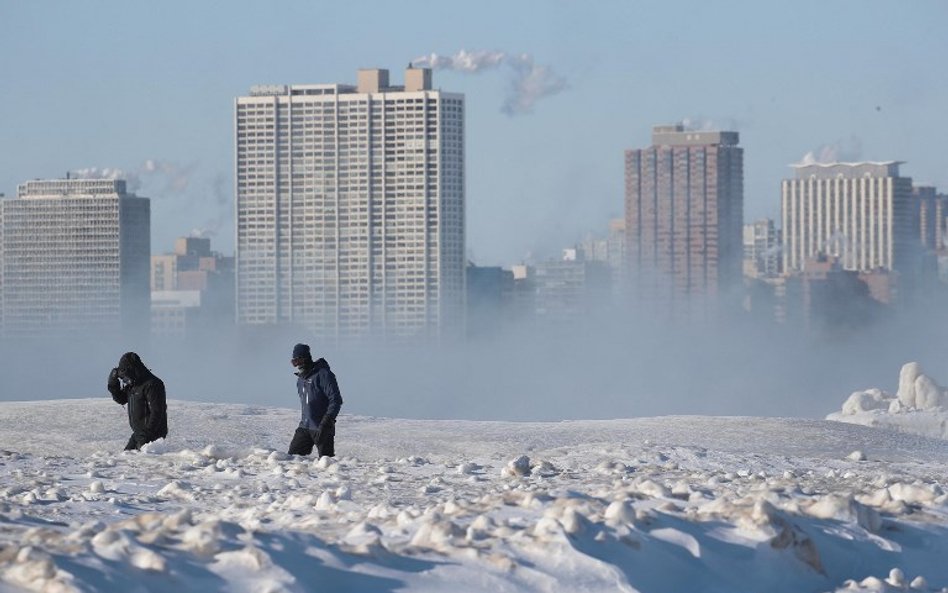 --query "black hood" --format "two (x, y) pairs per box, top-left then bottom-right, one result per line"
(118, 352), (150, 384)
